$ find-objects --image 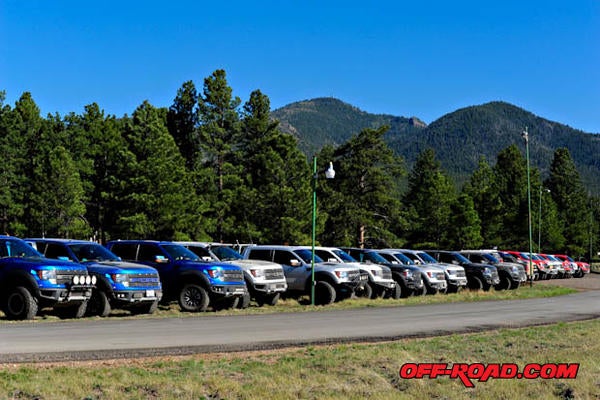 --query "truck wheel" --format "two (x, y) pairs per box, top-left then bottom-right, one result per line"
(425, 282), (438, 295)
(385, 283), (402, 299)
(87, 289), (111, 317)
(509, 279), (520, 290)
(468, 276), (484, 291)
(212, 296), (239, 311)
(494, 275), (511, 291)
(237, 292), (251, 309)
(178, 284), (210, 312)
(57, 301), (88, 319)
(131, 299), (159, 315)
(257, 292), (280, 306)
(354, 282), (373, 299)
(314, 281), (336, 305)
(4, 286), (38, 320)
